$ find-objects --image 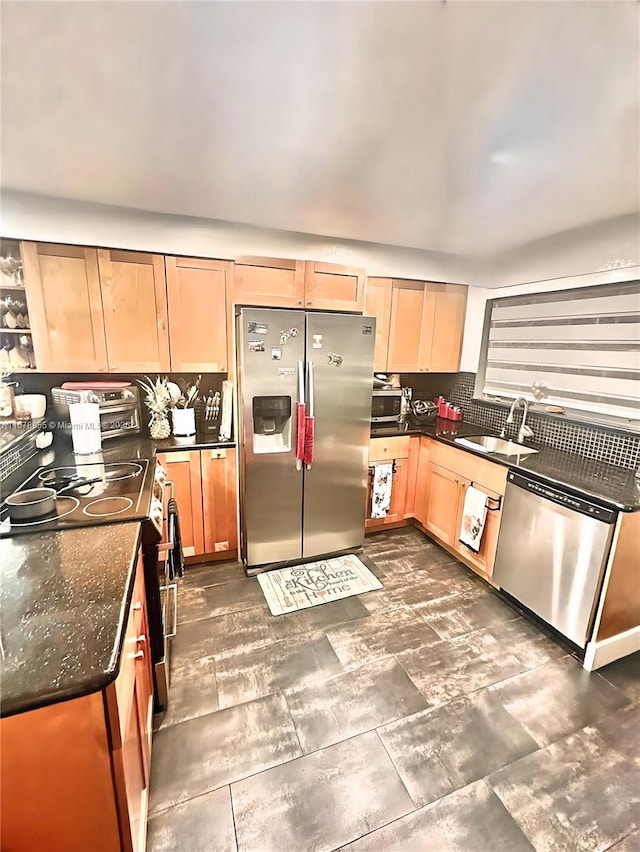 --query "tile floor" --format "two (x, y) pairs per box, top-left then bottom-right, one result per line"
(147, 527), (640, 852)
